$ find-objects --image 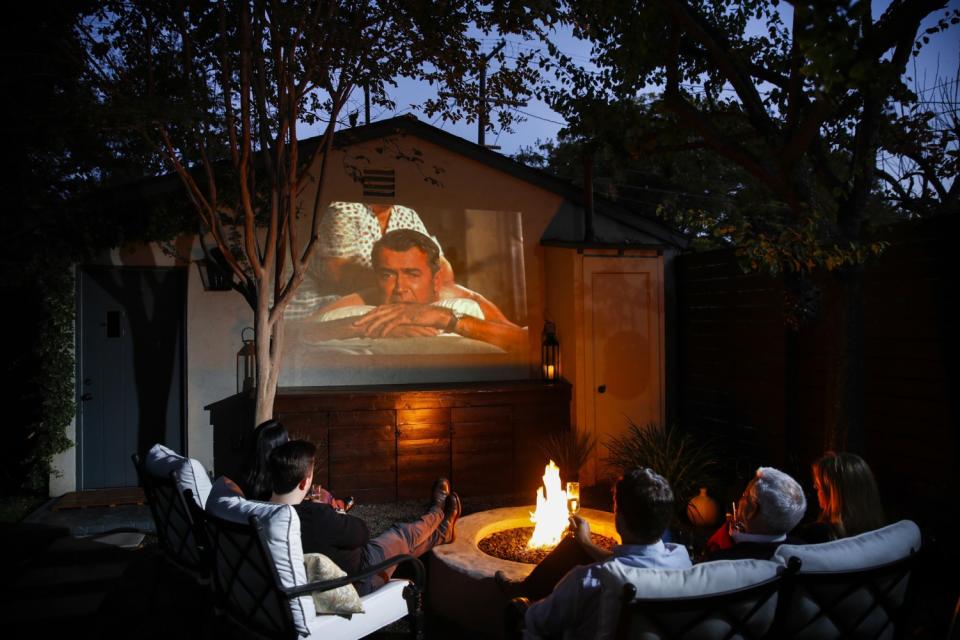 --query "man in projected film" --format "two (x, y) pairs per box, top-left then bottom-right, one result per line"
(303, 229), (525, 352)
